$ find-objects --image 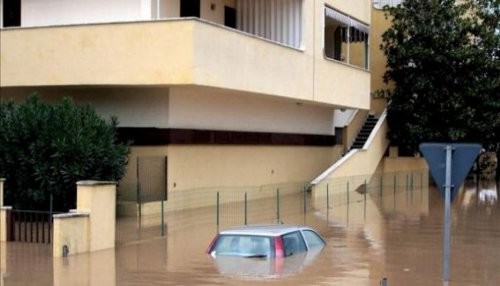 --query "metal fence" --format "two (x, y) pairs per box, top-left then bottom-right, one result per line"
(6, 209), (61, 244)
(115, 169), (429, 243)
